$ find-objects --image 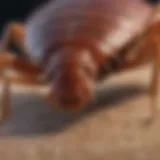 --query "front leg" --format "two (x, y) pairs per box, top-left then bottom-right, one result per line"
(0, 70), (10, 124)
(0, 52), (45, 125)
(148, 35), (160, 121)
(116, 23), (160, 122)
(0, 53), (15, 124)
